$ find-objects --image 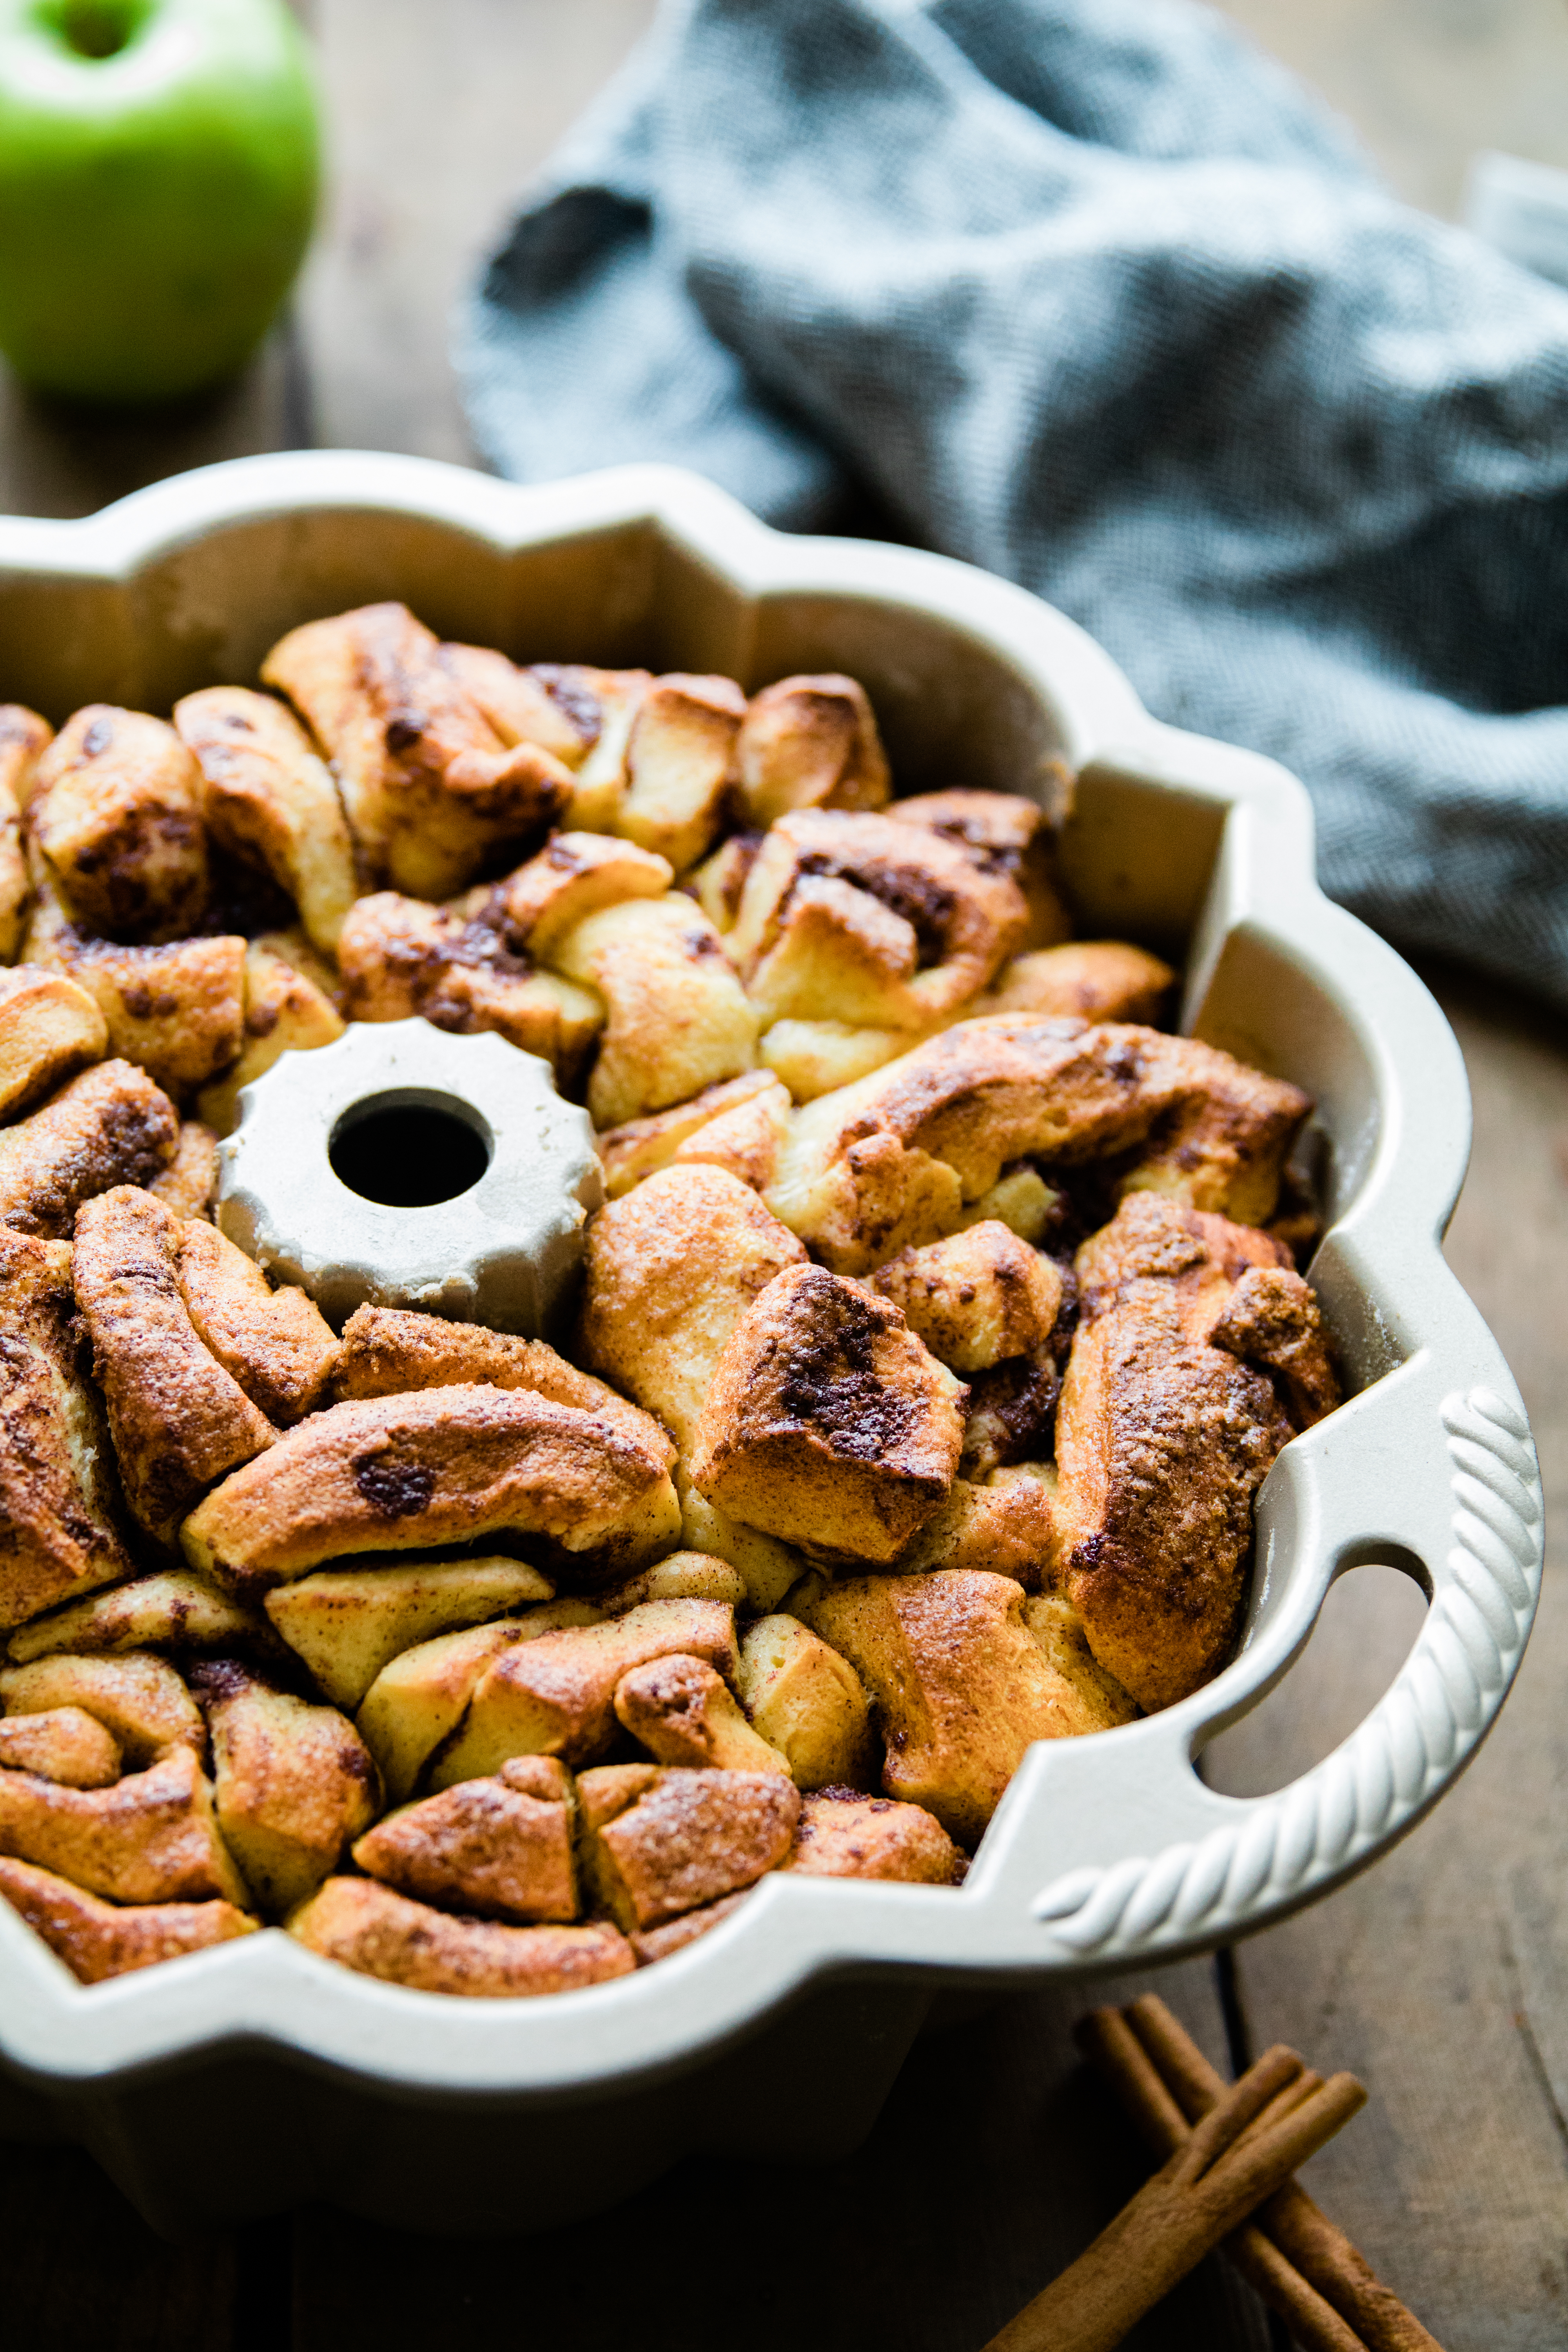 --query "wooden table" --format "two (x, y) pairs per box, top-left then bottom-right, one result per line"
(3, 7), (1566, 2346)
